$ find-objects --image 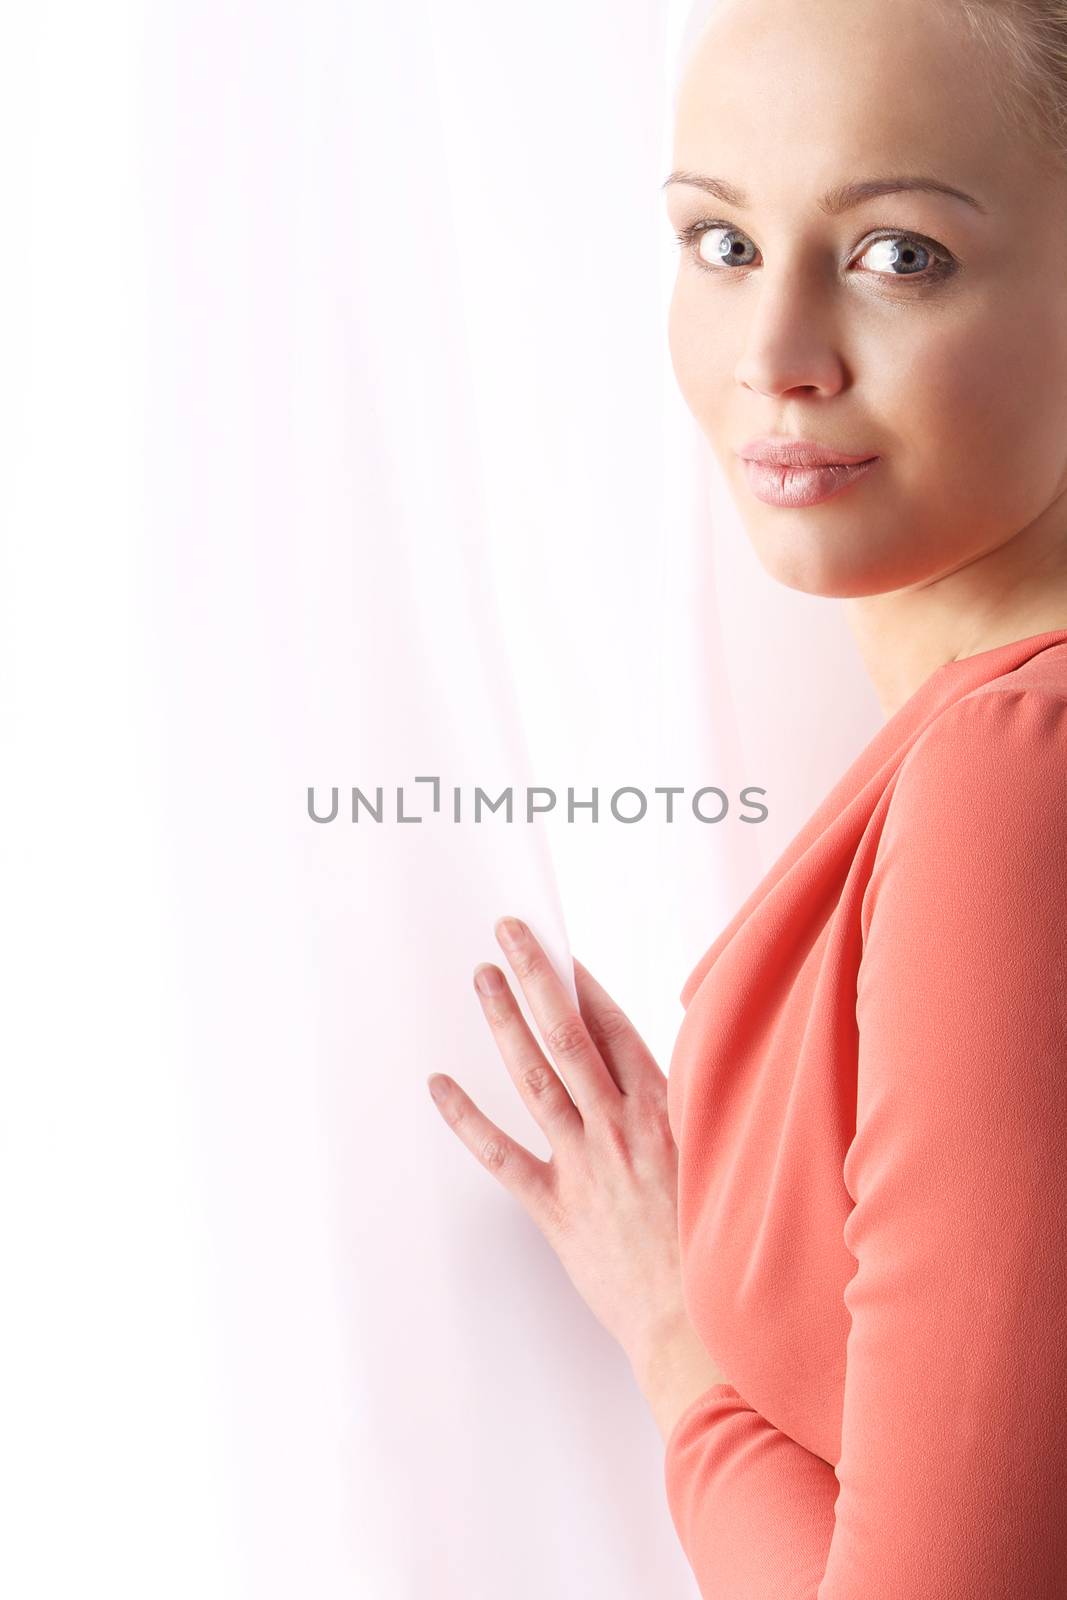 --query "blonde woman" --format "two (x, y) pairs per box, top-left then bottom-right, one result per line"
(429, 1), (1067, 1592)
